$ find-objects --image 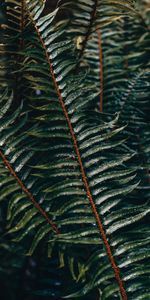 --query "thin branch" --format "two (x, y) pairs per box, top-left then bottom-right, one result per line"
(0, 150), (60, 234)
(77, 0), (98, 67)
(31, 17), (127, 300)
